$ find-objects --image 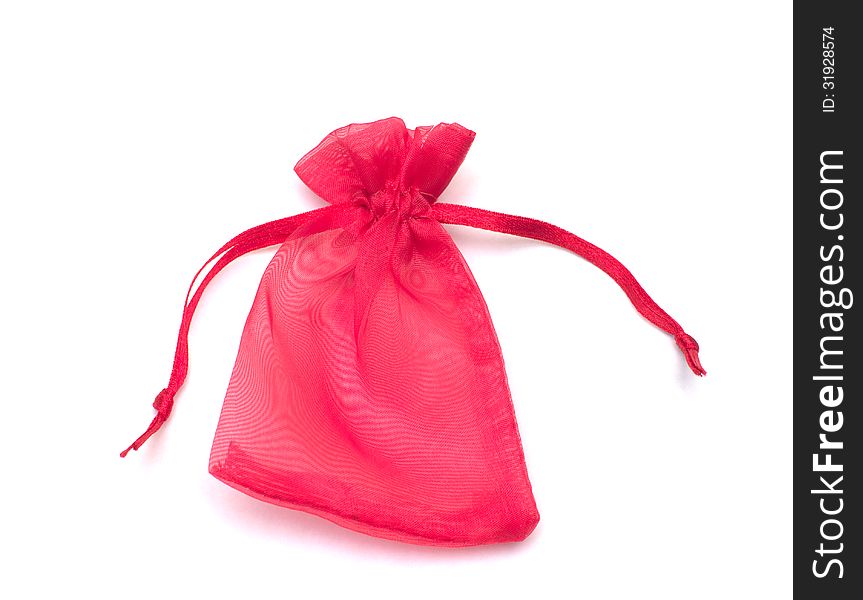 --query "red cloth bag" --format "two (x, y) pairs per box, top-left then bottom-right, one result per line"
(123, 118), (704, 546)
